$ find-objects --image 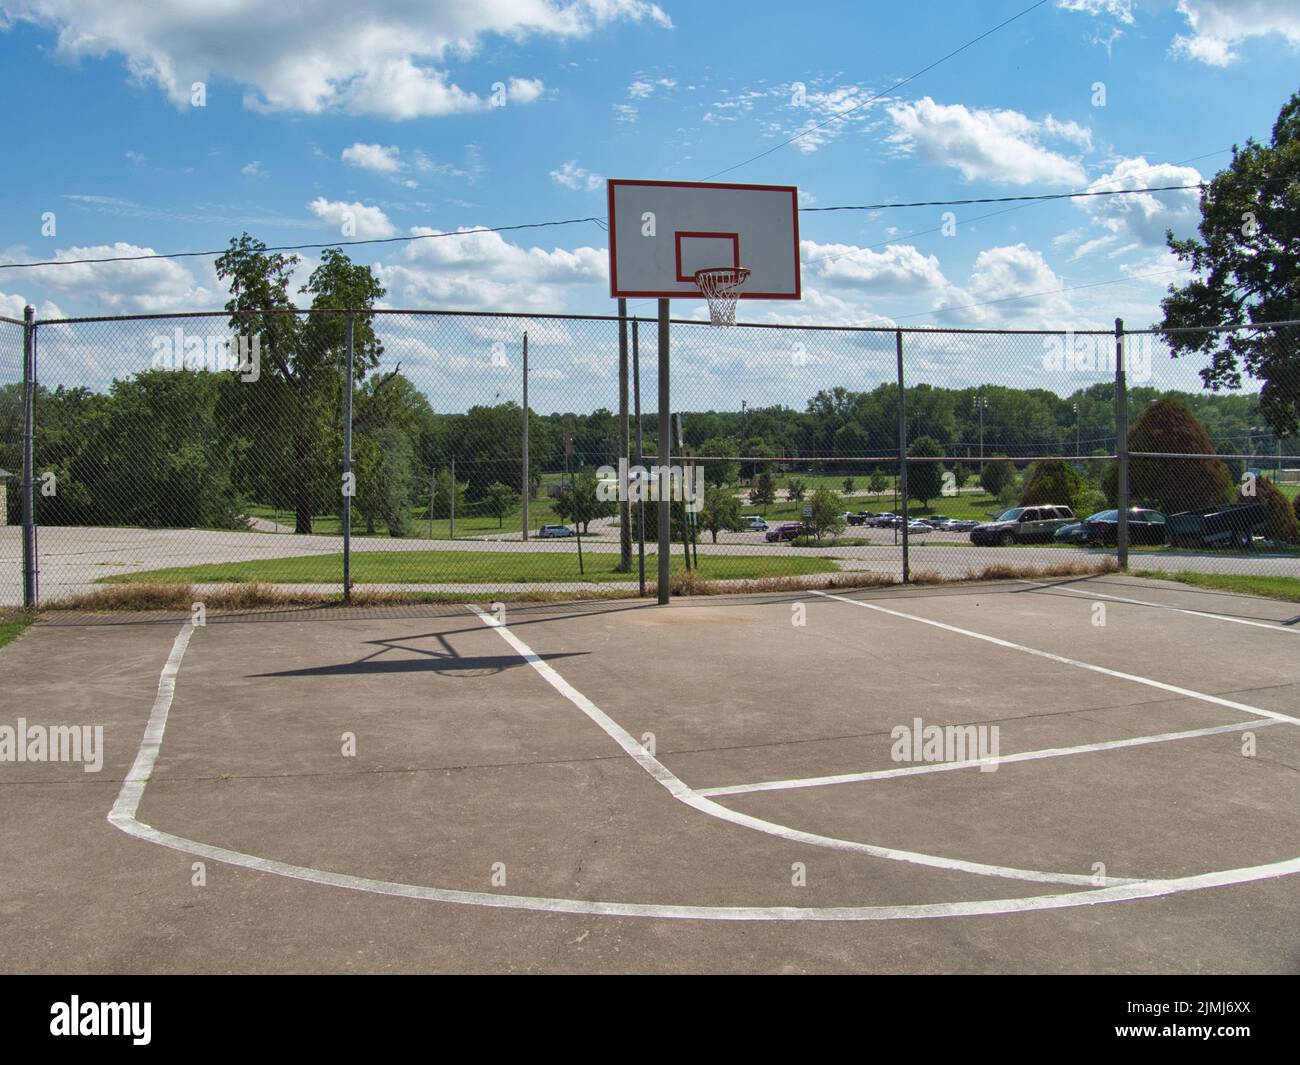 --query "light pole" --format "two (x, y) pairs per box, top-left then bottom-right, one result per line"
(973, 393), (988, 471)
(1072, 402), (1080, 458)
